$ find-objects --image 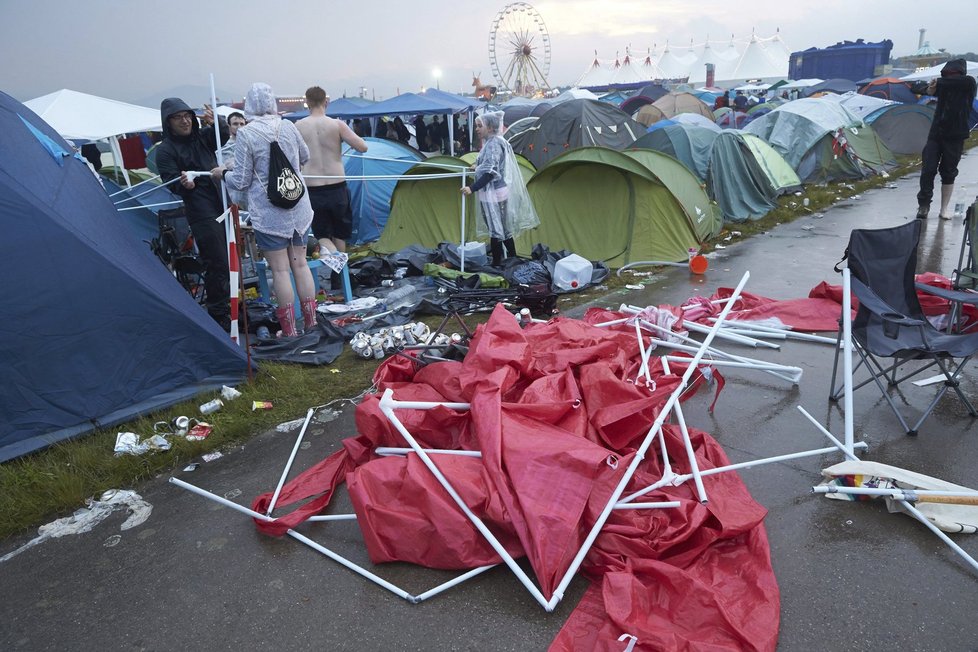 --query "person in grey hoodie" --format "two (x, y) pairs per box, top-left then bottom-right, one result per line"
(916, 59), (977, 219)
(156, 98), (231, 329)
